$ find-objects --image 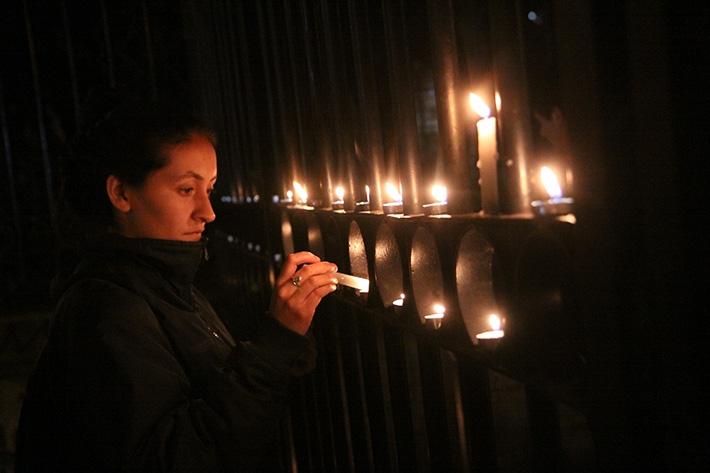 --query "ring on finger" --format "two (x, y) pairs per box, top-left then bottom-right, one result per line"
(291, 275), (302, 287)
